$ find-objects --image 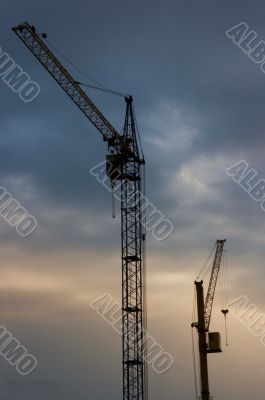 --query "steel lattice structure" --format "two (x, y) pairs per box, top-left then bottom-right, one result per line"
(13, 22), (147, 400)
(204, 239), (226, 331)
(122, 99), (145, 400)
